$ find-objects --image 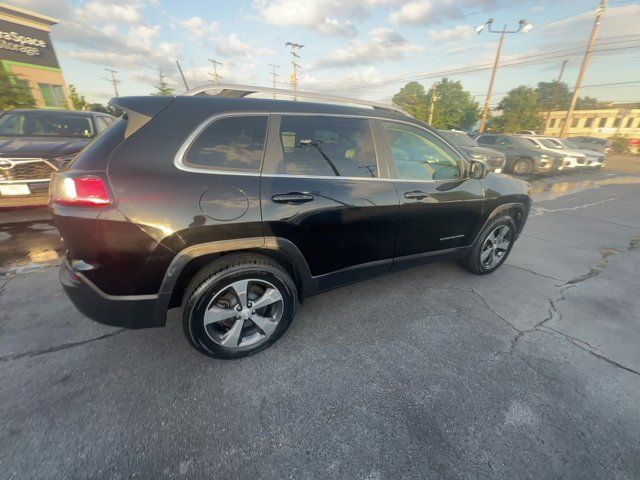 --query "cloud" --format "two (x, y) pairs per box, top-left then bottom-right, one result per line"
(216, 33), (273, 59)
(75, 1), (142, 24)
(251, 0), (388, 36)
(389, 0), (496, 25)
(428, 25), (473, 43)
(178, 16), (219, 40)
(314, 27), (420, 69)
